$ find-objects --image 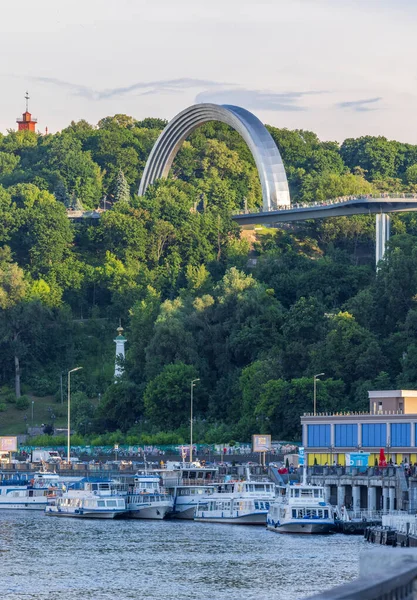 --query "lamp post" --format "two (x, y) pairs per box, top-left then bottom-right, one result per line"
(31, 400), (34, 426)
(313, 373), (325, 416)
(190, 379), (200, 463)
(67, 367), (82, 464)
